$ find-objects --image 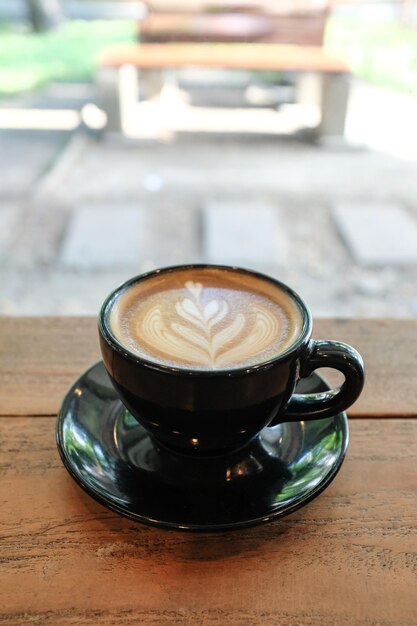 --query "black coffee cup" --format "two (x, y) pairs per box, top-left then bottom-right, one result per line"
(98, 265), (364, 455)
